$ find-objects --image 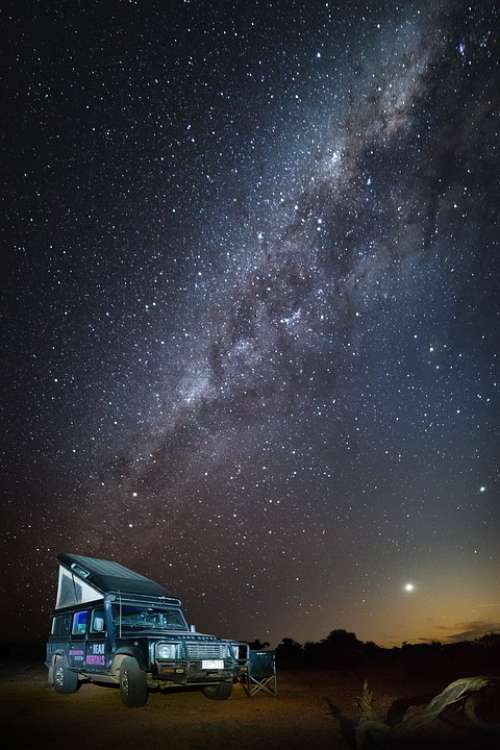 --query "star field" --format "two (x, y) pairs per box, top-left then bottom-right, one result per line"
(1, 0), (499, 647)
